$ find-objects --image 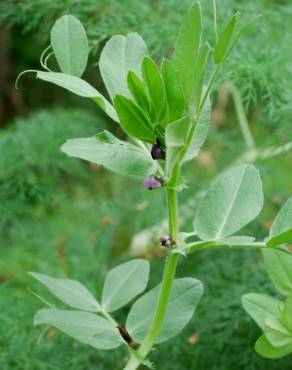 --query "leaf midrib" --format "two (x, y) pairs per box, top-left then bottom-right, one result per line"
(214, 165), (247, 239)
